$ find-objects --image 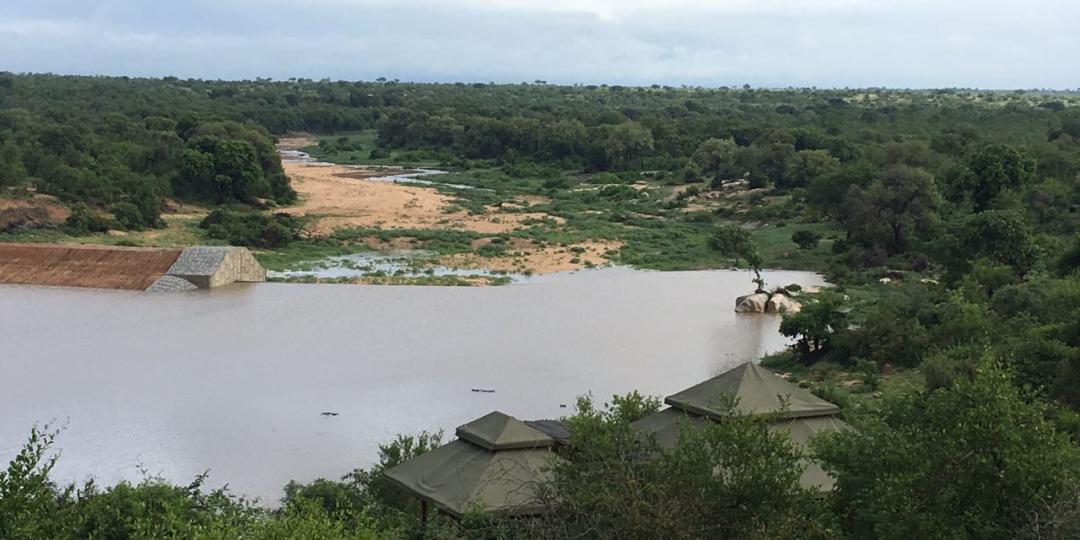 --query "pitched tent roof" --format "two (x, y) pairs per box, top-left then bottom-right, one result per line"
(665, 362), (840, 420)
(457, 411), (555, 451)
(768, 415), (849, 491)
(384, 411), (558, 517)
(524, 419), (572, 445)
(630, 407), (847, 492)
(634, 362), (847, 492)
